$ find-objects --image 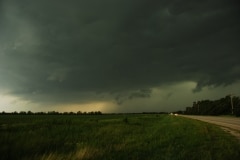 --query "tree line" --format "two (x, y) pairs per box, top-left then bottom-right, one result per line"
(184, 95), (240, 117)
(0, 111), (102, 115)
